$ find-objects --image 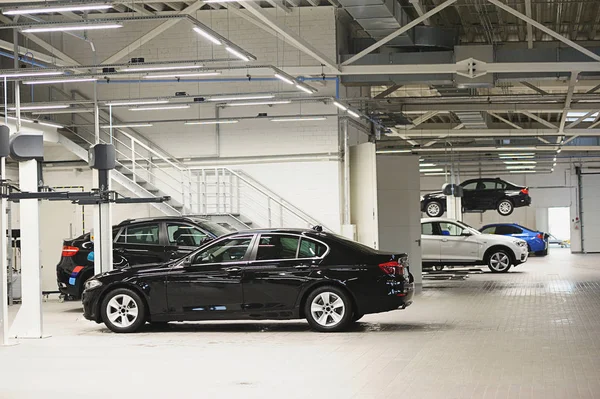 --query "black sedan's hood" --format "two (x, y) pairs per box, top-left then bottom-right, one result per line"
(423, 191), (445, 199)
(97, 261), (171, 280)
